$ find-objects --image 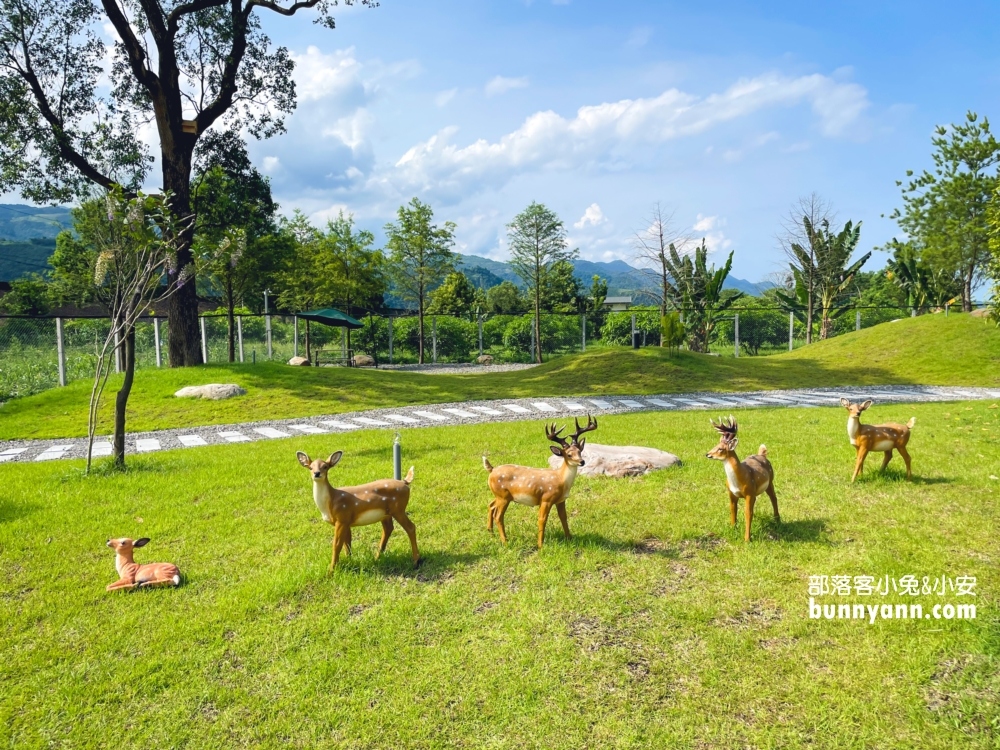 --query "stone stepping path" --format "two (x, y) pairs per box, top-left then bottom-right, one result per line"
(2, 385), (997, 464)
